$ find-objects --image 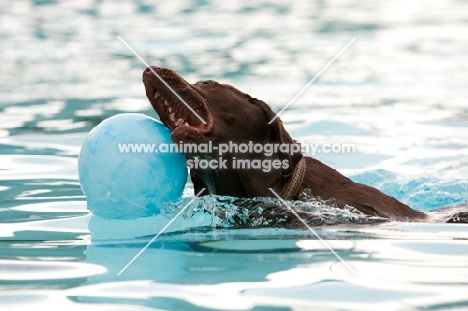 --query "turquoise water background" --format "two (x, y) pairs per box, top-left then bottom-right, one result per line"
(1, 0), (468, 310)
